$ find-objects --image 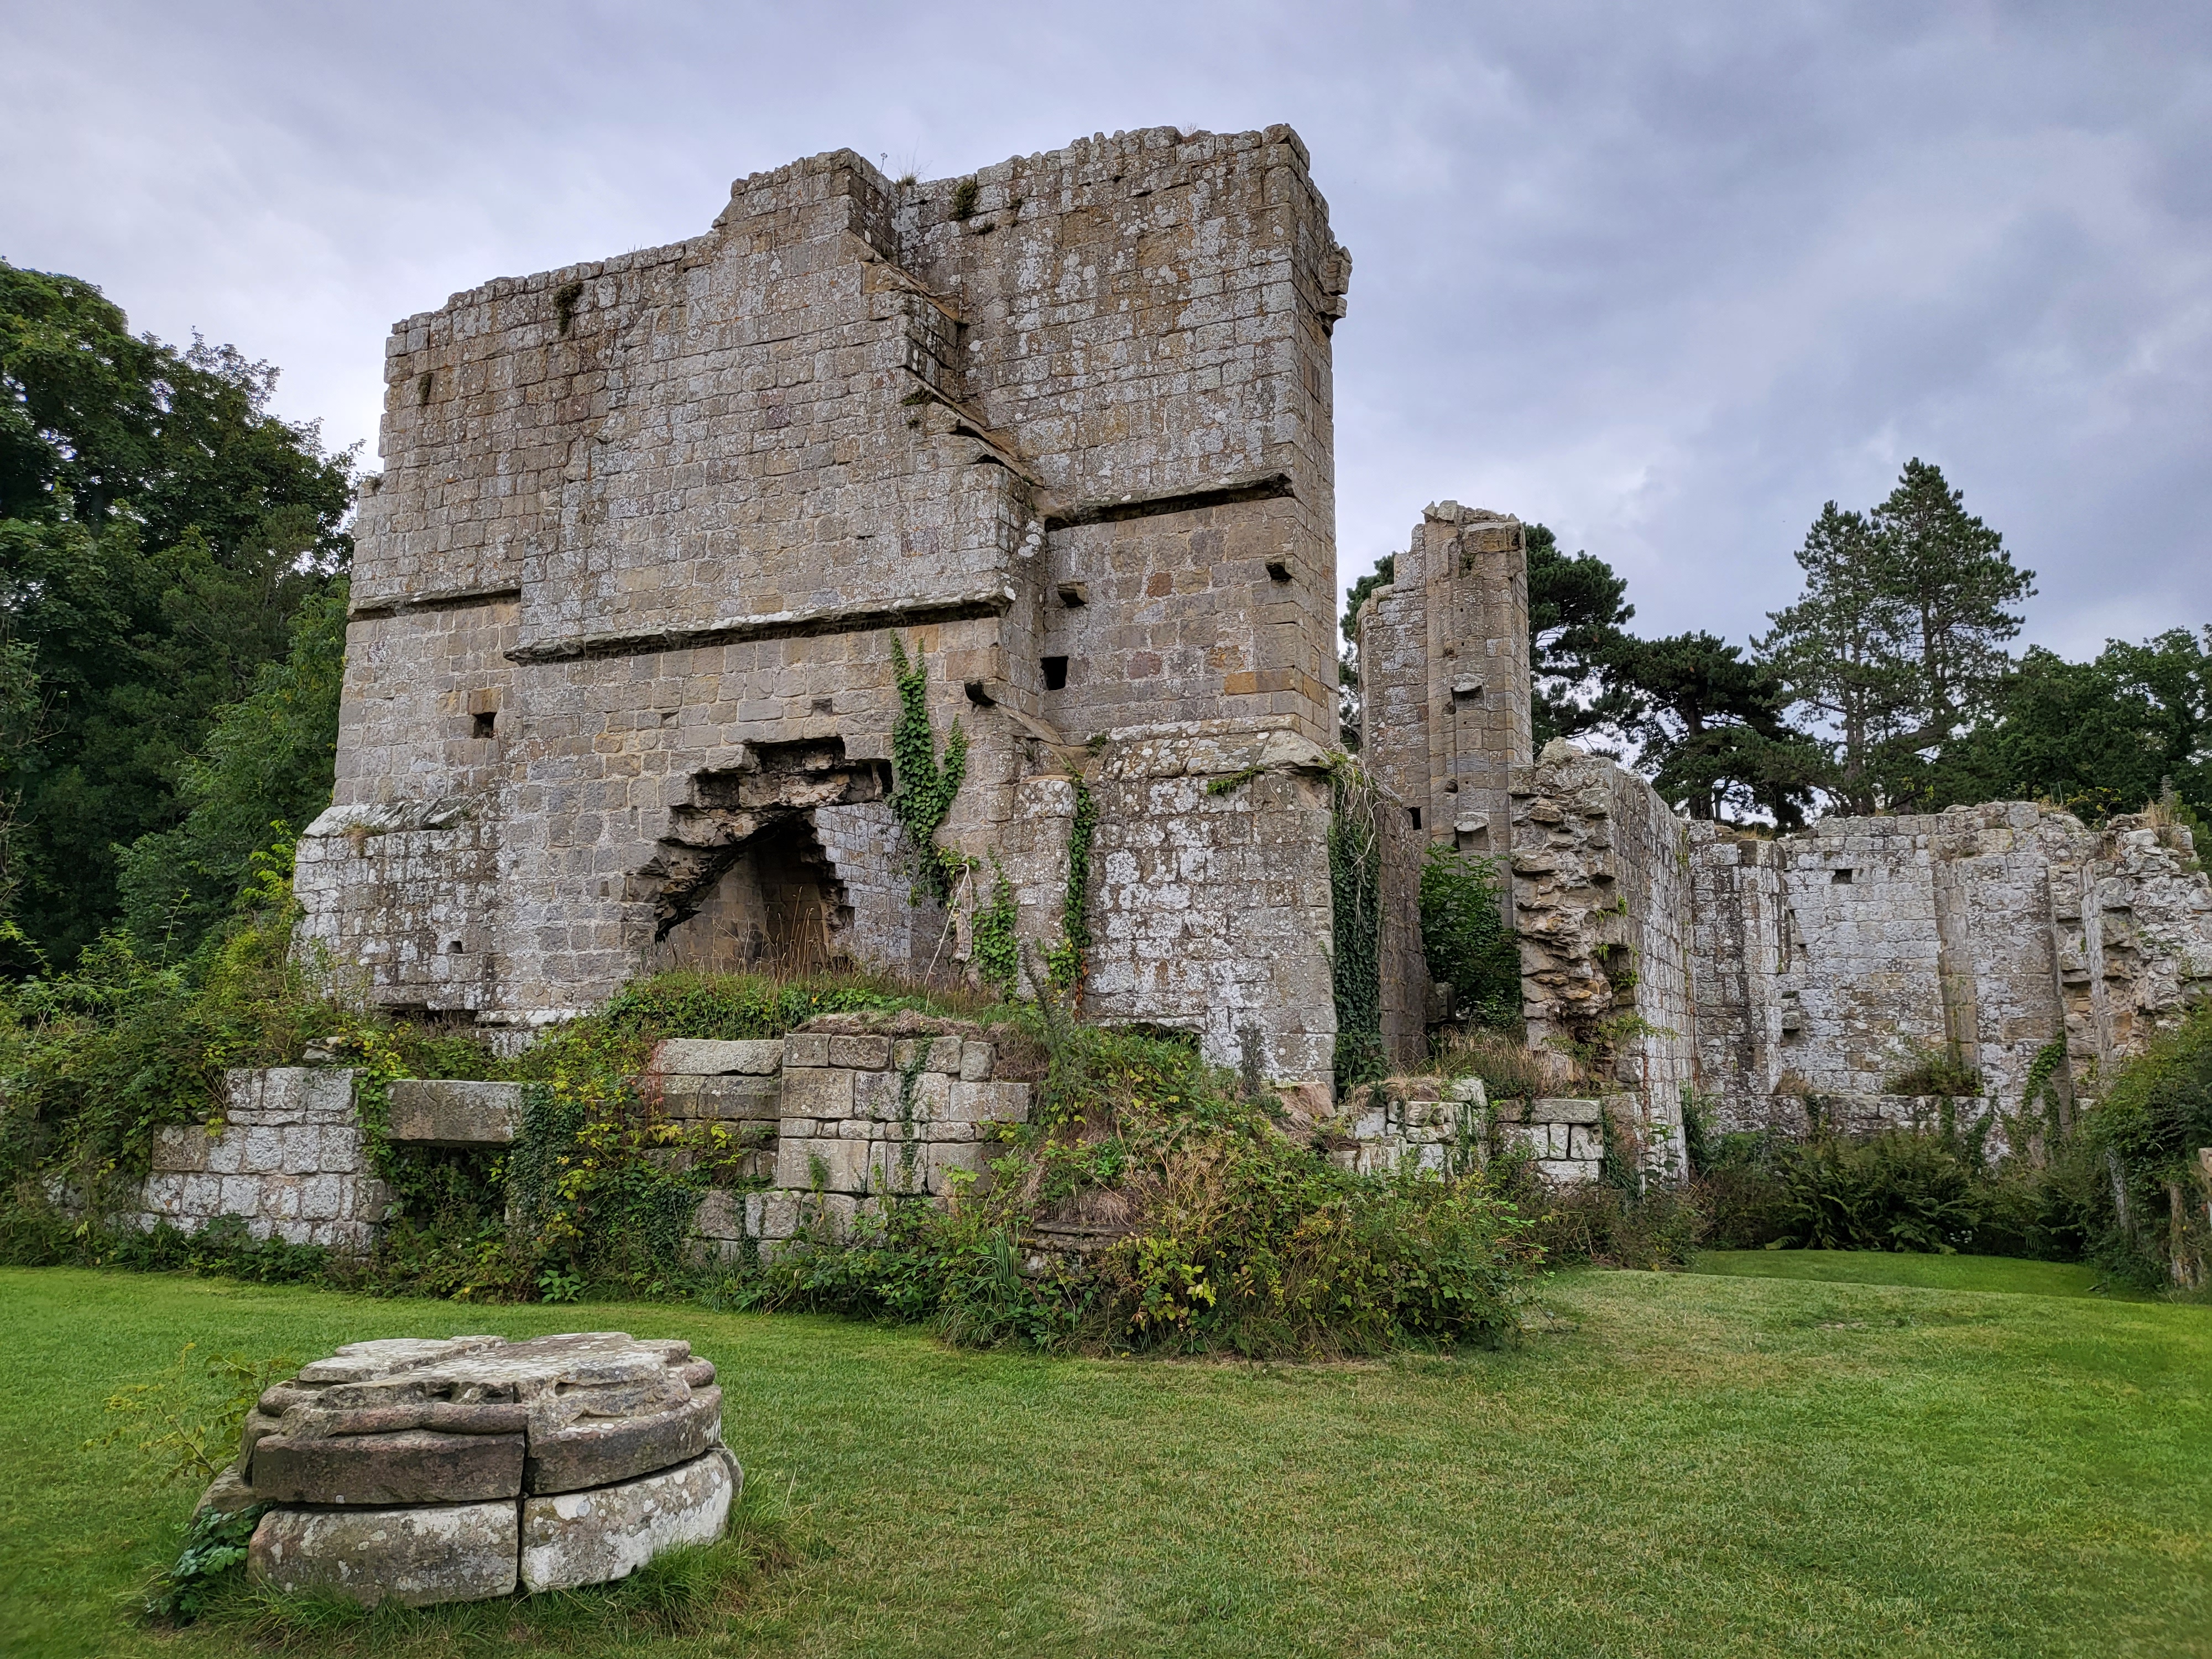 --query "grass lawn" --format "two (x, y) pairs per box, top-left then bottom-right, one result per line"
(1, 1265), (2206, 1659)
(1688, 1249), (2162, 1300)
